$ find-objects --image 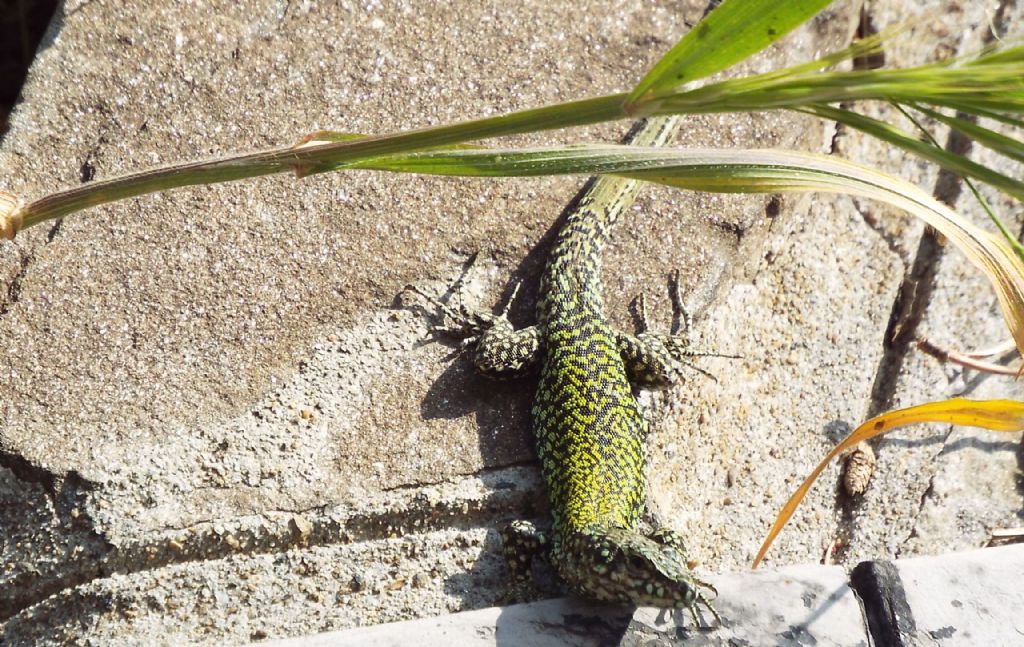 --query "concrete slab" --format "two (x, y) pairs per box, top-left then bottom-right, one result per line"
(3, 0), (1022, 644)
(251, 563), (867, 647)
